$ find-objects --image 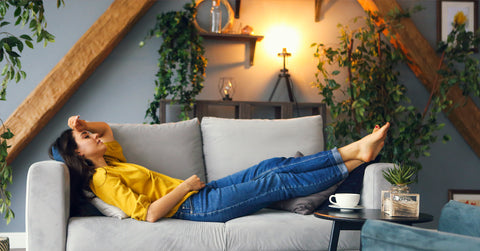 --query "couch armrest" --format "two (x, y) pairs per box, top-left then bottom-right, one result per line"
(26, 160), (70, 251)
(361, 163), (393, 209)
(439, 200), (480, 237)
(361, 220), (480, 251)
